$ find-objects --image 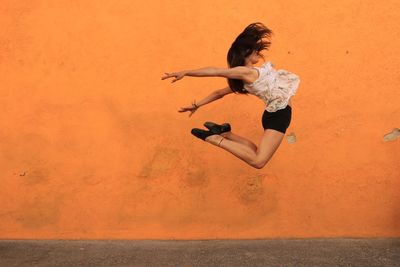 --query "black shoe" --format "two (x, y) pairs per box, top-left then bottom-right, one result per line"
(191, 128), (217, 141)
(203, 121), (231, 134)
